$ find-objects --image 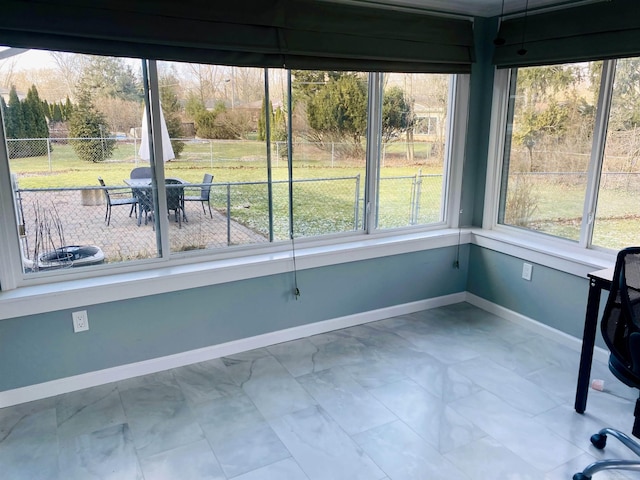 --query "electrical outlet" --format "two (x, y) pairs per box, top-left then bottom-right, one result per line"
(72, 310), (89, 332)
(522, 263), (533, 281)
